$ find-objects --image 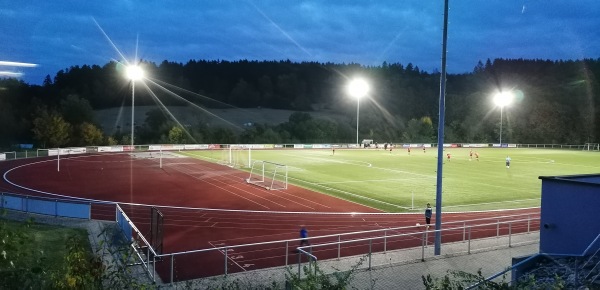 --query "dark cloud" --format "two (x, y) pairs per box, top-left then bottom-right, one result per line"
(0, 1), (598, 84)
